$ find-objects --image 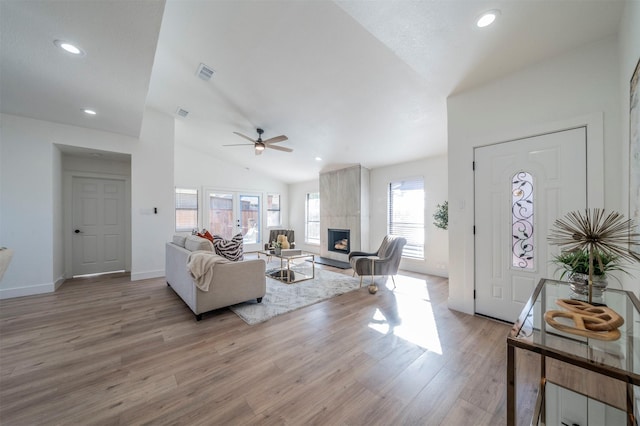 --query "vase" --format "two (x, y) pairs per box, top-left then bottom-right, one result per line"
(568, 272), (608, 298)
(274, 247), (281, 255)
